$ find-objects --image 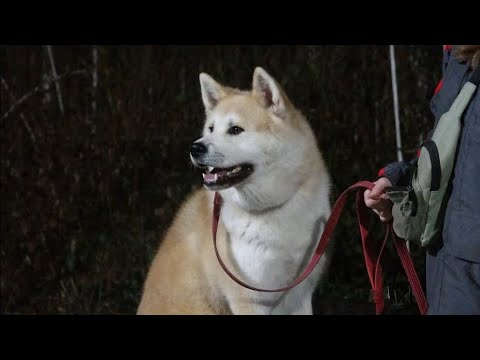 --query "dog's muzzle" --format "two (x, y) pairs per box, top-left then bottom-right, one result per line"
(190, 141), (254, 190)
(190, 142), (208, 159)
